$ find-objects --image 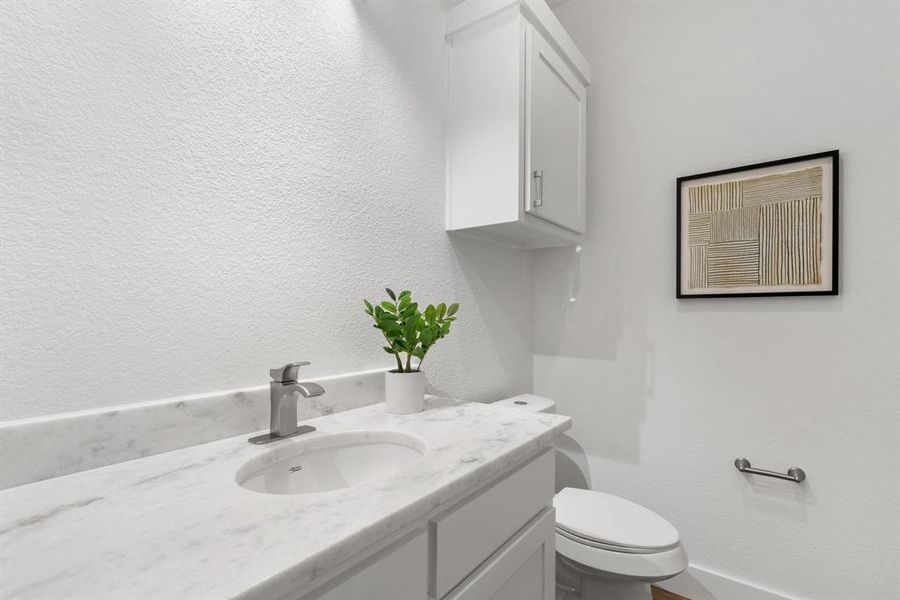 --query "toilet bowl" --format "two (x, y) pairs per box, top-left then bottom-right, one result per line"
(489, 395), (688, 600)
